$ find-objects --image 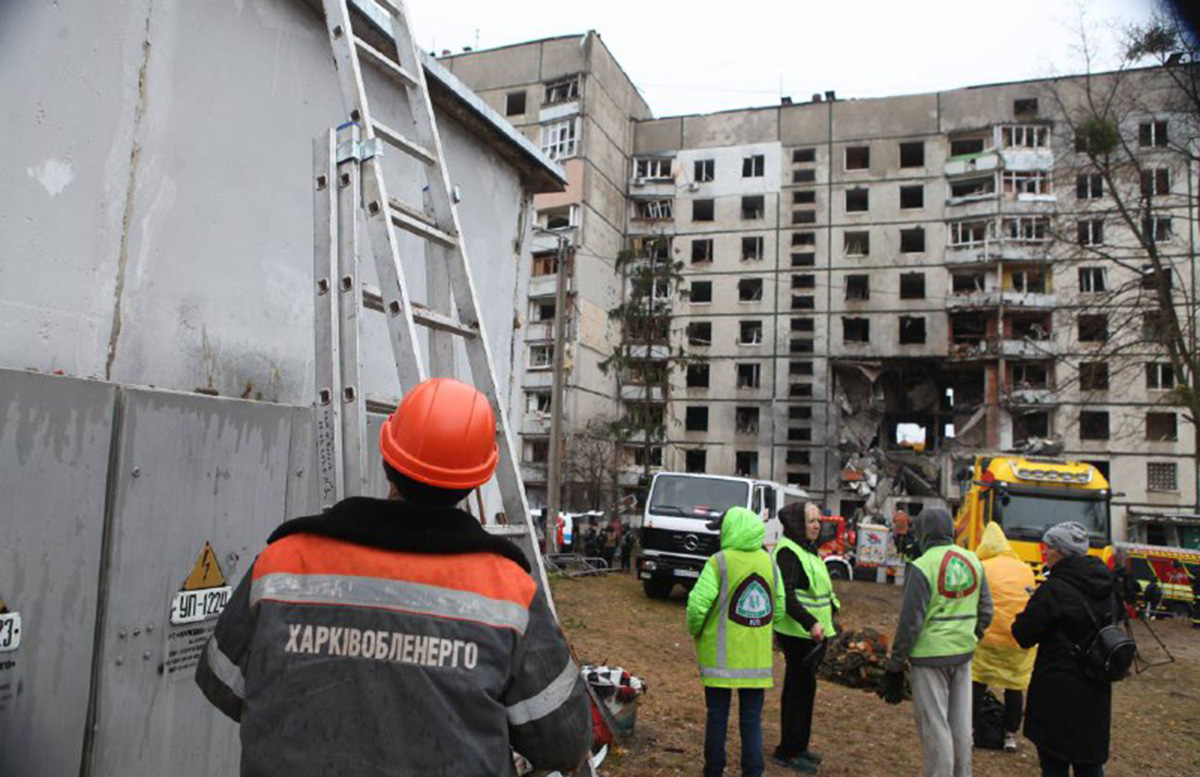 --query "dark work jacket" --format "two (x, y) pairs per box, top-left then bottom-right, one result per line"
(1011, 554), (1116, 765)
(195, 497), (591, 776)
